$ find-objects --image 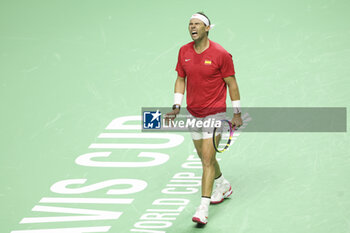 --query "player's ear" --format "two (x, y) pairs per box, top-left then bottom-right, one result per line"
(205, 25), (210, 33)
